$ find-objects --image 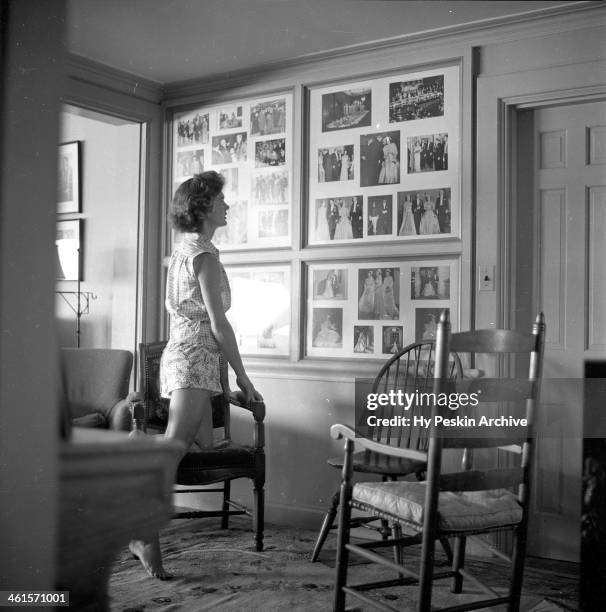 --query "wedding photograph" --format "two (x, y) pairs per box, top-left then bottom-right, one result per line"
(312, 268), (348, 300)
(317, 145), (354, 182)
(407, 132), (448, 173)
(397, 188), (451, 236)
(357, 267), (400, 320)
(311, 307), (343, 349)
(360, 130), (401, 186)
(314, 196), (363, 241)
(353, 325), (374, 353)
(410, 265), (451, 300)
